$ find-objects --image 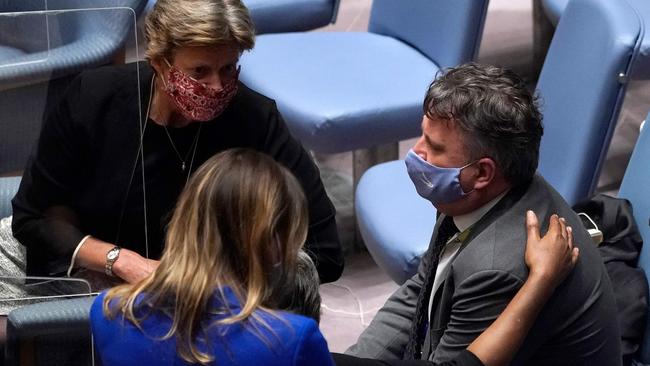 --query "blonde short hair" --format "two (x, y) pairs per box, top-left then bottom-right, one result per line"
(144, 0), (255, 60)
